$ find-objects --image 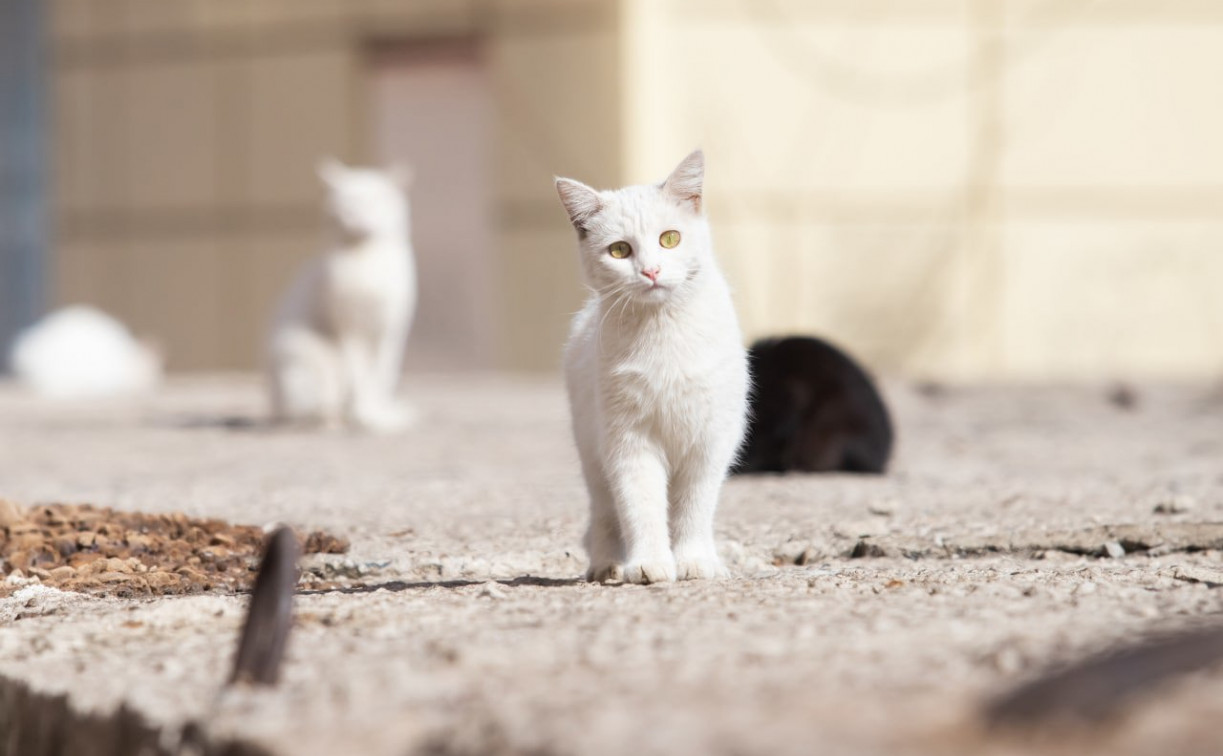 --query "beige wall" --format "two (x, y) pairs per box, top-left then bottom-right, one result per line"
(47, 0), (619, 371)
(47, 0), (1223, 379)
(620, 0), (1223, 381)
